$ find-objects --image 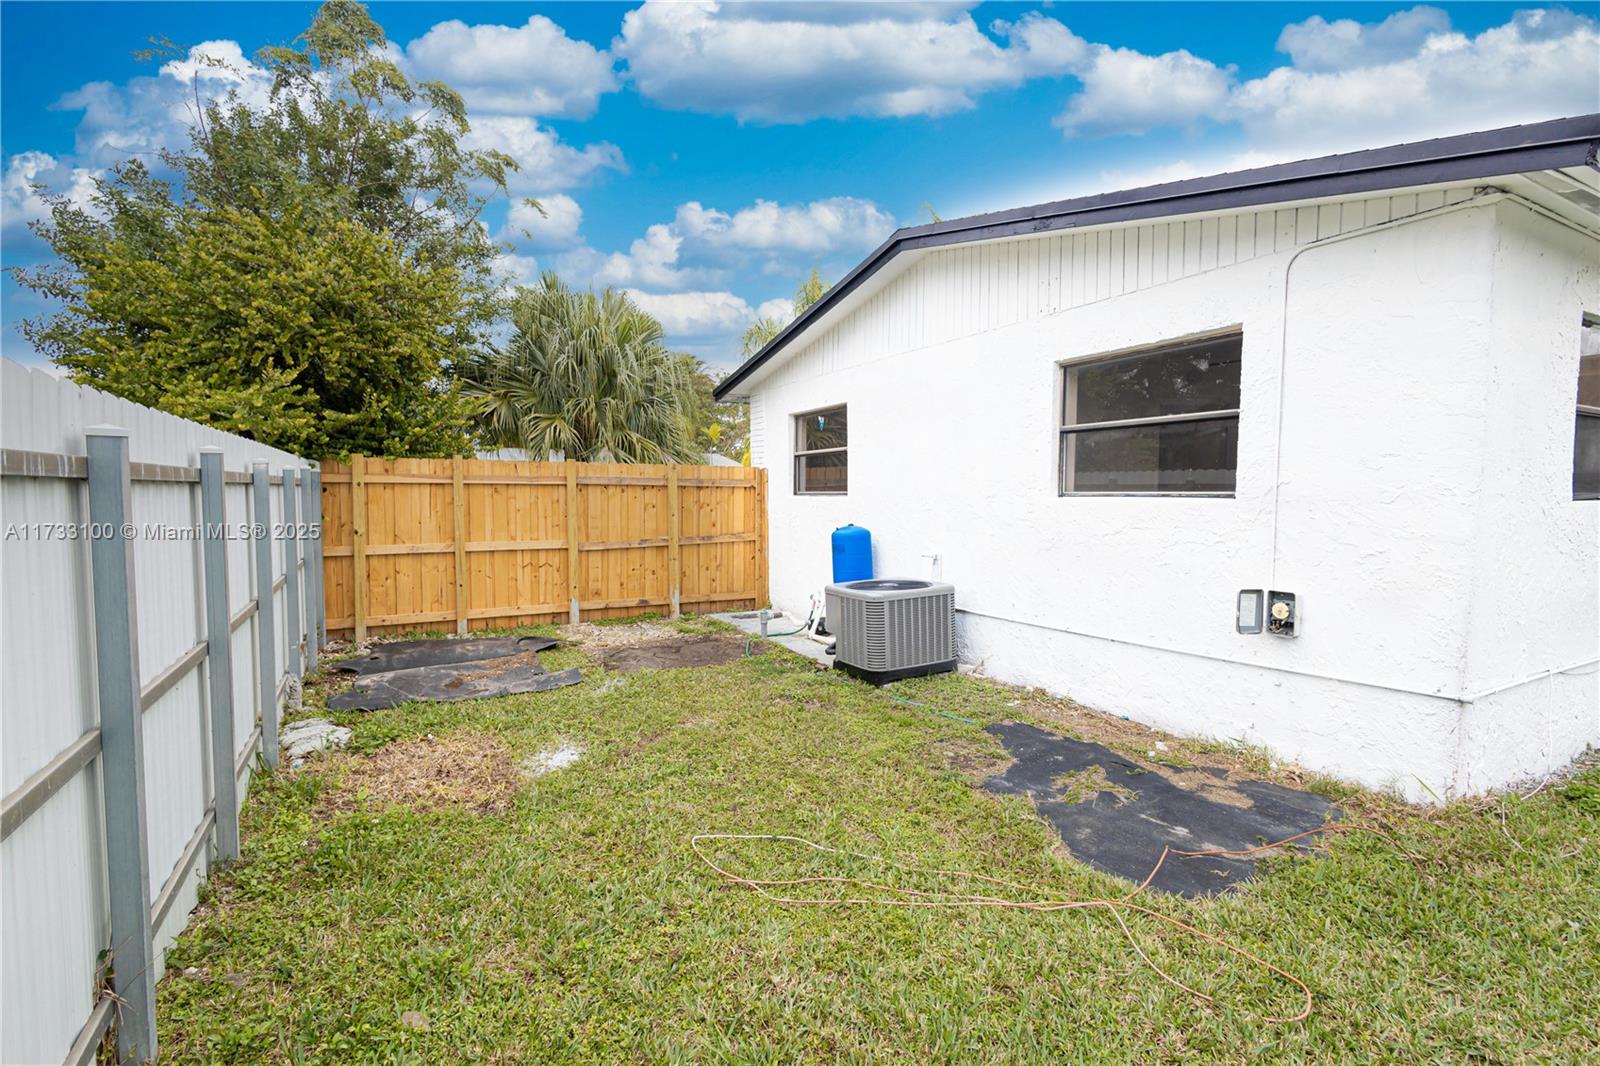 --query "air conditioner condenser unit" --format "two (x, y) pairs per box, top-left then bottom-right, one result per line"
(826, 579), (957, 685)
